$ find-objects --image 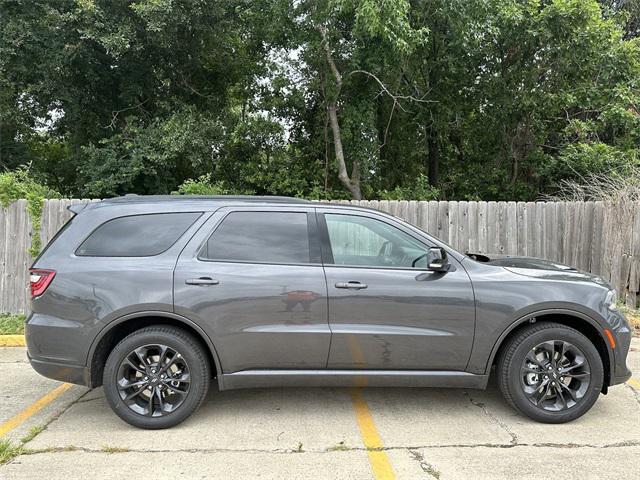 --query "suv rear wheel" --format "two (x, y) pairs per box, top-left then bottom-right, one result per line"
(496, 321), (604, 423)
(103, 326), (211, 429)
